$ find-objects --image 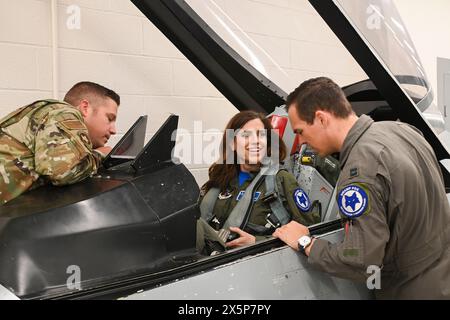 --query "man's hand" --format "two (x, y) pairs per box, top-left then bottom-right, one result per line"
(225, 227), (256, 248)
(95, 146), (112, 156)
(272, 221), (309, 251)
